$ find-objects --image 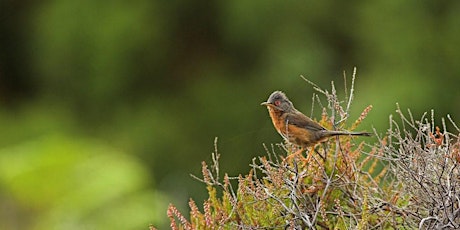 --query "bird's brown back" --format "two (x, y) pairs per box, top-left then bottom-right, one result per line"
(266, 105), (328, 148)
